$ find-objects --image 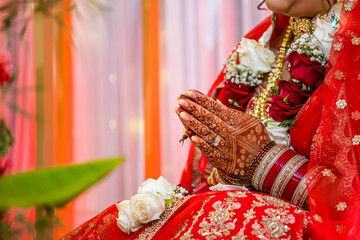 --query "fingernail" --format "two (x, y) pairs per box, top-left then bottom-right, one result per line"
(178, 99), (188, 107)
(185, 129), (194, 137)
(179, 94), (188, 100)
(191, 136), (199, 143)
(174, 107), (179, 114)
(176, 95), (180, 100)
(180, 112), (189, 120)
(185, 90), (196, 98)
